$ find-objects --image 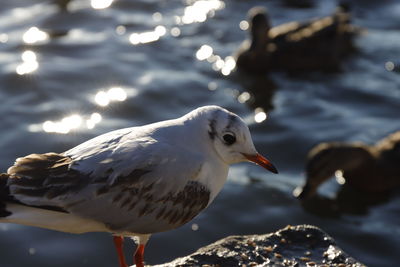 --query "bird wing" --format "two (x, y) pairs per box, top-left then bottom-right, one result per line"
(6, 127), (210, 233)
